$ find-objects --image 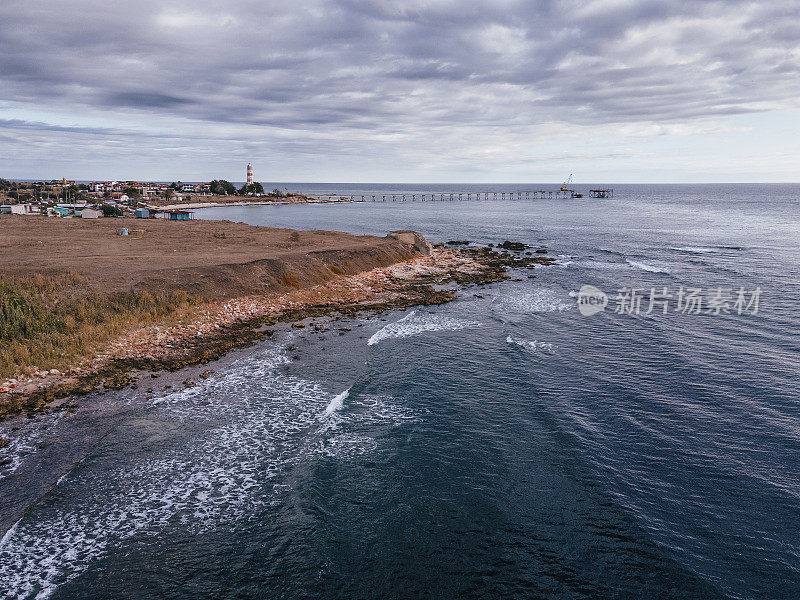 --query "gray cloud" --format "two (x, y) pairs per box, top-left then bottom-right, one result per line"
(0, 0), (799, 180)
